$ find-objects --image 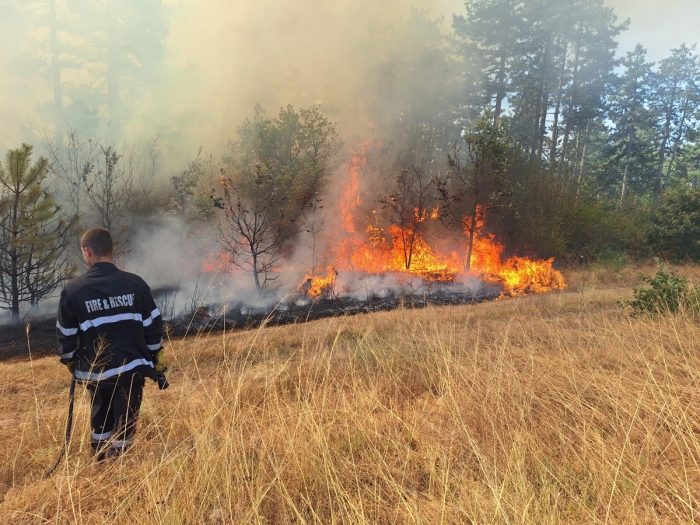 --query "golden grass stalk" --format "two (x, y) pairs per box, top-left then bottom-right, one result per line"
(1, 266), (699, 523)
